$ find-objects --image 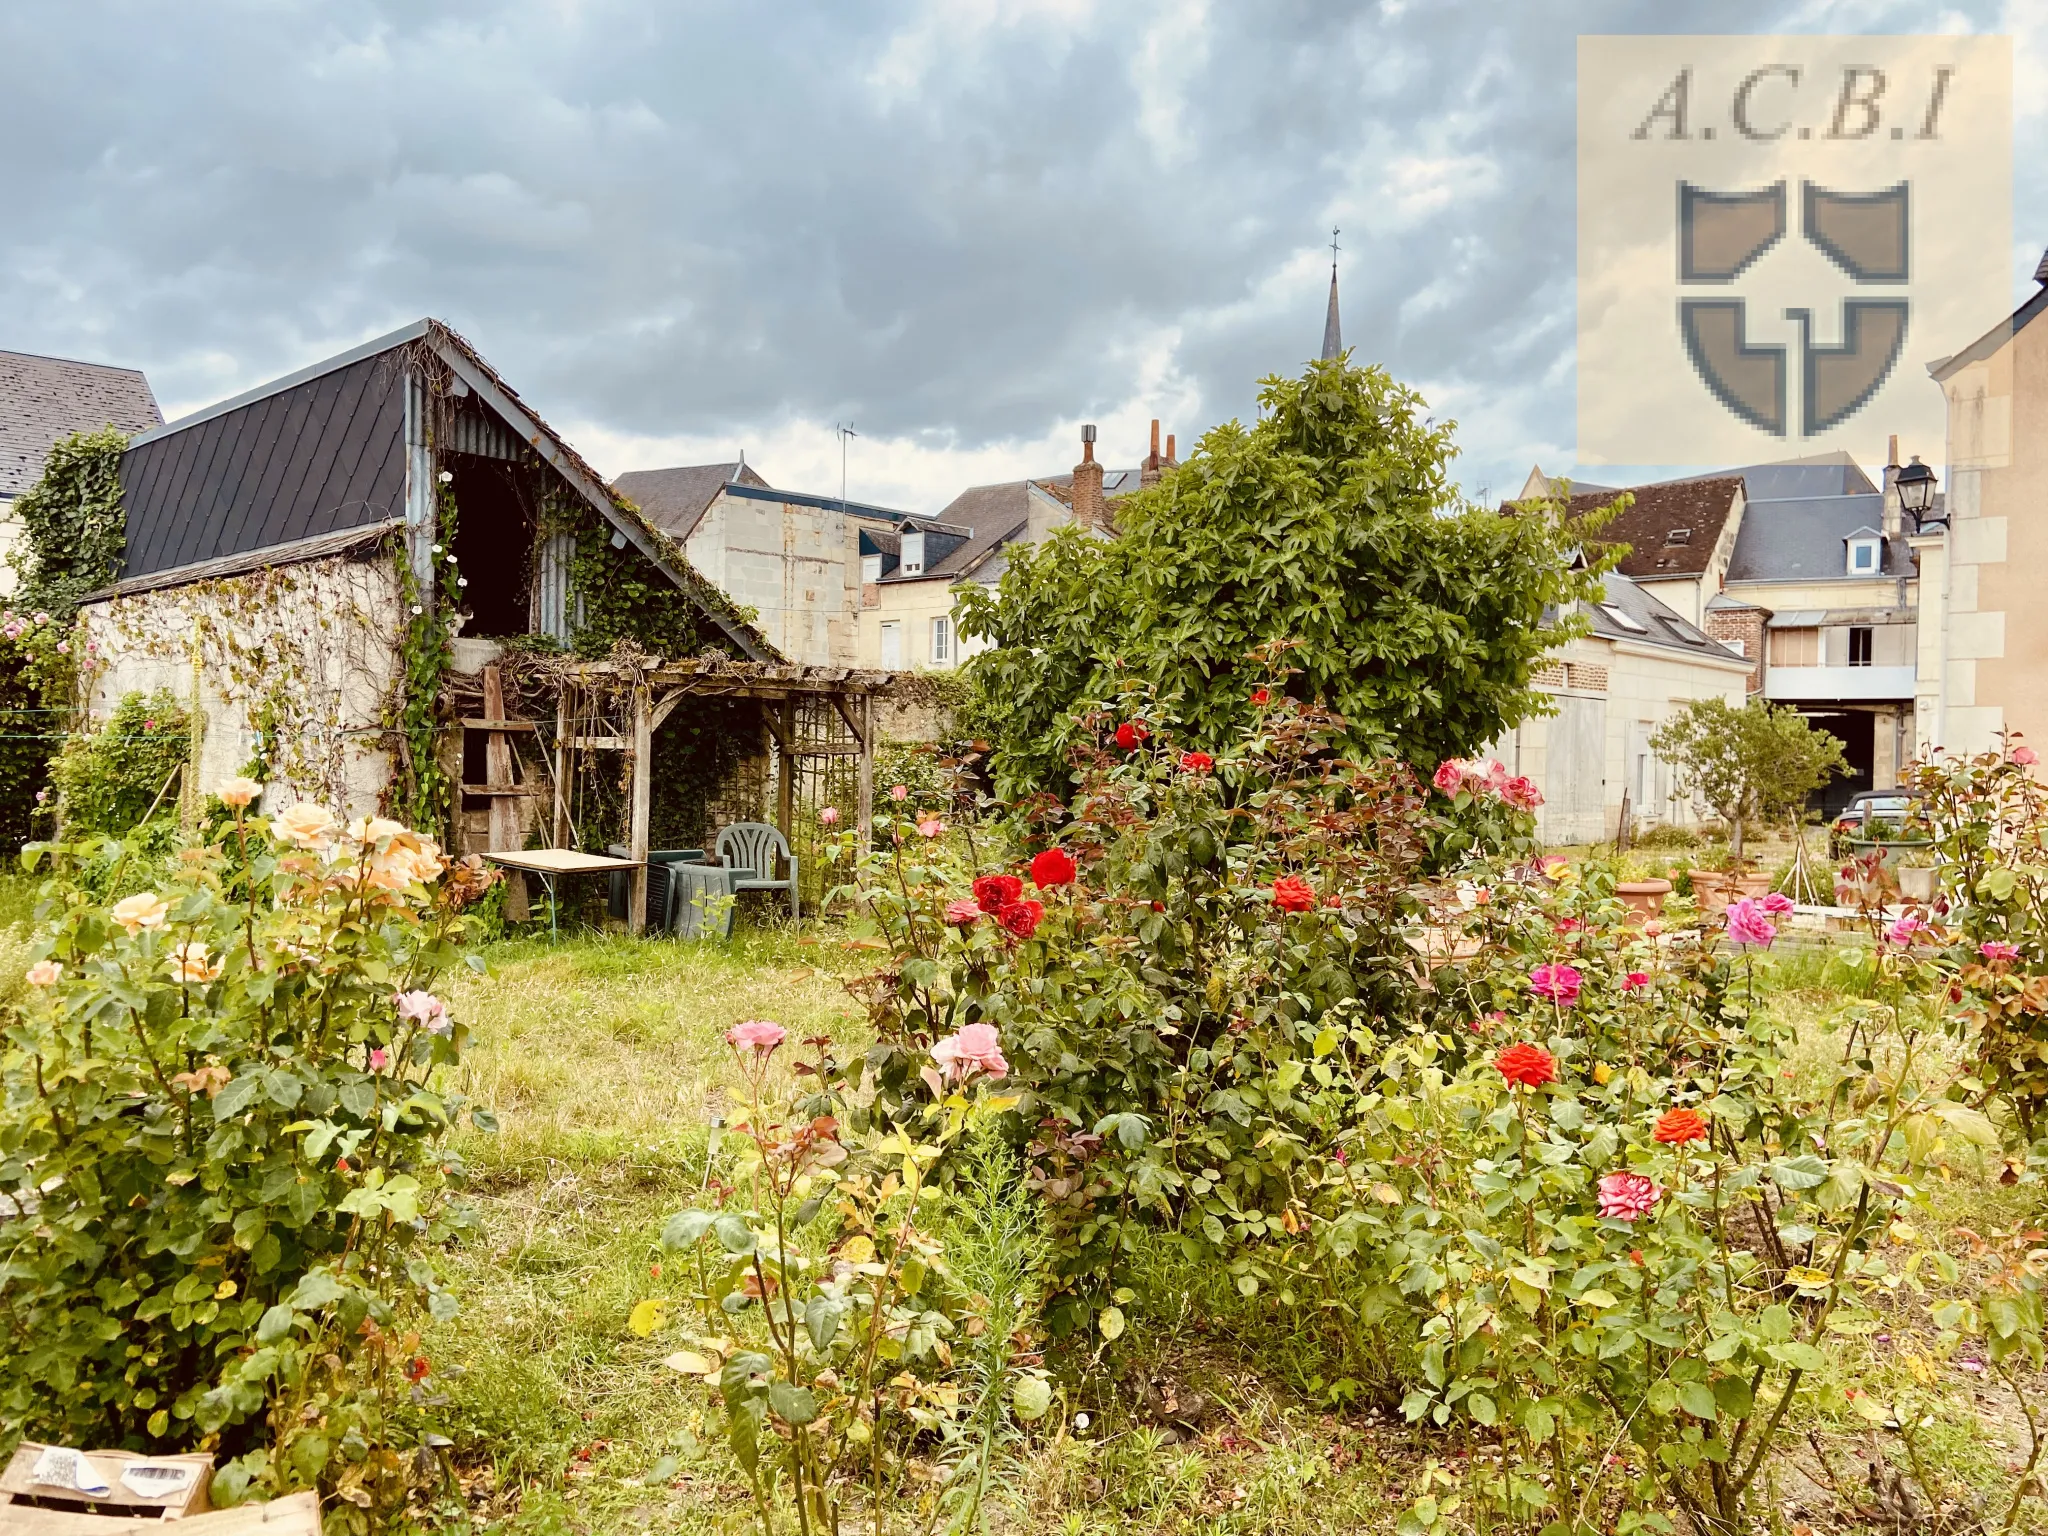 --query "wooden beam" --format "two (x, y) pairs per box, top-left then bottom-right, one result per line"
(856, 691), (875, 853)
(760, 709), (792, 754)
(551, 691), (572, 849)
(829, 692), (866, 749)
(650, 689), (687, 733)
(628, 684), (653, 932)
(462, 717), (537, 733)
(568, 736), (630, 751)
(482, 666), (528, 921)
(461, 784), (549, 797)
(777, 698), (795, 844)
